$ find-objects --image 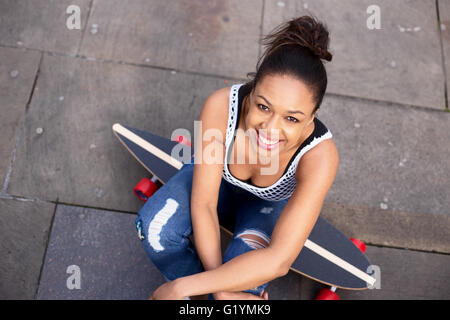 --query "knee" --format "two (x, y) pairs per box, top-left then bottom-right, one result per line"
(136, 198), (188, 254)
(235, 229), (270, 249)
